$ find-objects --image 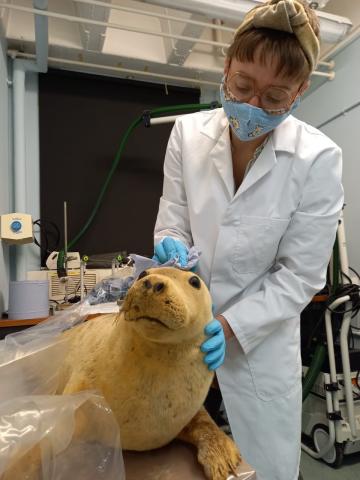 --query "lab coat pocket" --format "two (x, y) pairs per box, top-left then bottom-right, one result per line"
(247, 321), (302, 401)
(232, 216), (290, 275)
